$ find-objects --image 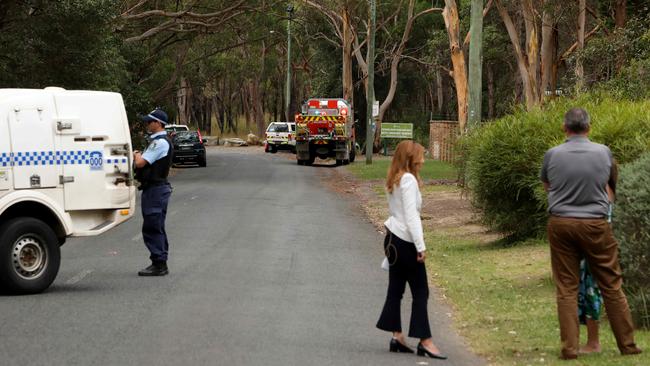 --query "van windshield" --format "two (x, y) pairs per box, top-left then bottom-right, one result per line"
(268, 124), (289, 133)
